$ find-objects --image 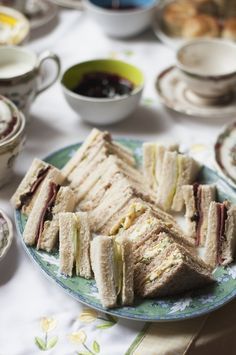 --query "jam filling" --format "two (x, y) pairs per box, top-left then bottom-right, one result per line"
(19, 166), (51, 209)
(216, 202), (228, 265)
(72, 71), (134, 99)
(35, 182), (59, 245)
(190, 183), (203, 246)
